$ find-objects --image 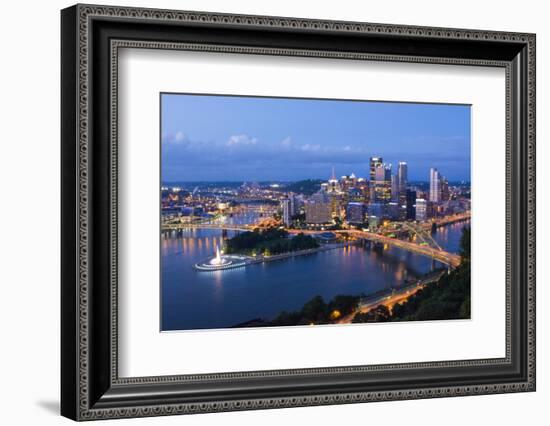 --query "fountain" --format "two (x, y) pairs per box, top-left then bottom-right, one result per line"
(209, 245), (230, 266)
(194, 244), (249, 271)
